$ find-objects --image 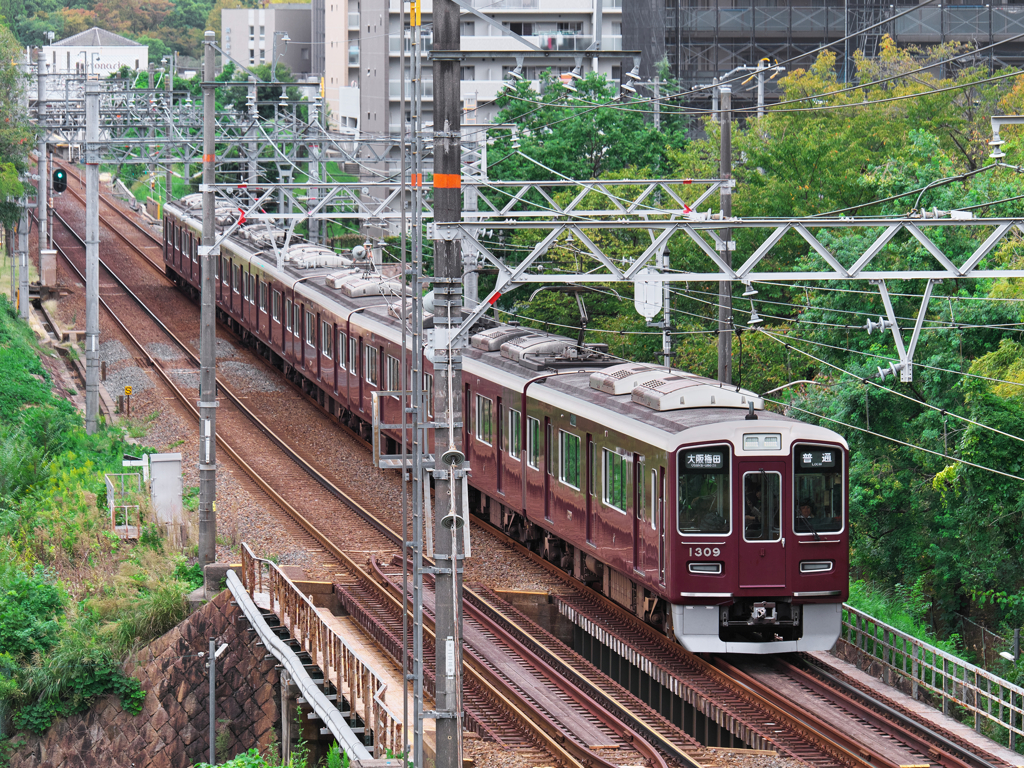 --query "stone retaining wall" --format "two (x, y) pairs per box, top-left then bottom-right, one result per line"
(11, 590), (280, 768)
